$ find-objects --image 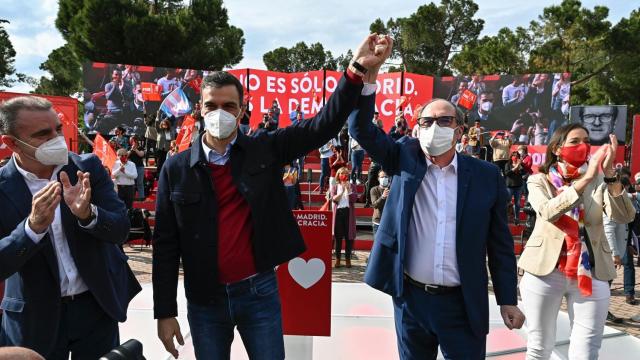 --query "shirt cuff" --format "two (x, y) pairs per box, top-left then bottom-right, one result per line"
(78, 204), (98, 229)
(361, 83), (377, 96)
(24, 220), (46, 244)
(345, 69), (364, 84)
